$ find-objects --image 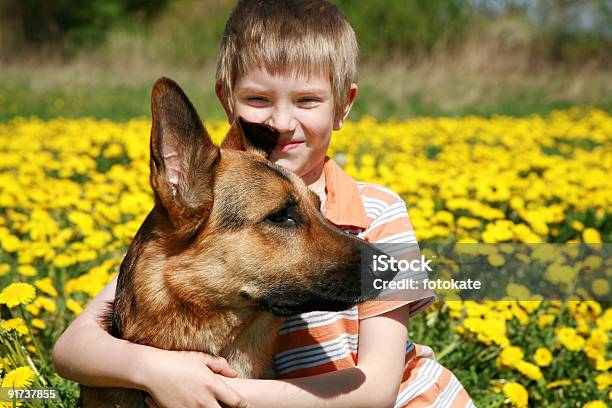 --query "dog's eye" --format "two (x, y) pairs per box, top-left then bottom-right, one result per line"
(265, 209), (297, 228)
